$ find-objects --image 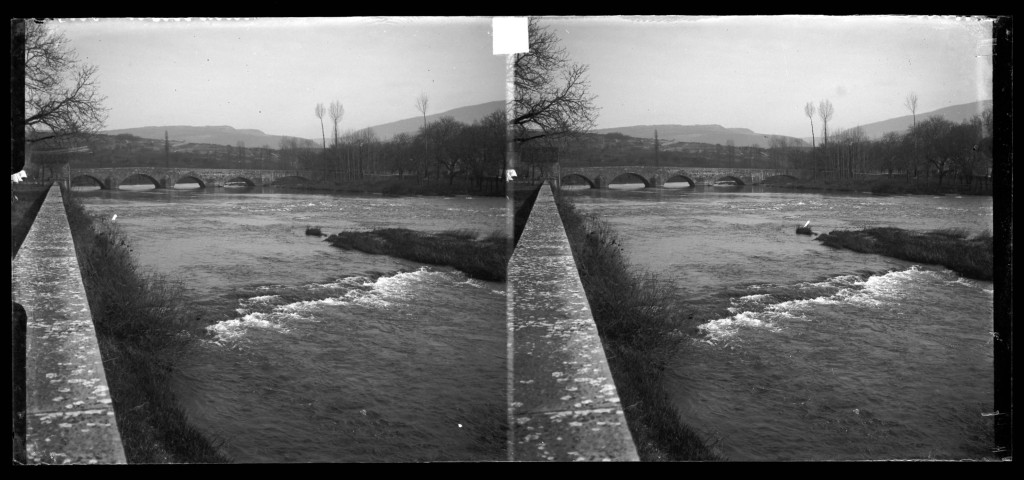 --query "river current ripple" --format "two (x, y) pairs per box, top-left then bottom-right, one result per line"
(565, 185), (994, 461)
(75, 186), (508, 462)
